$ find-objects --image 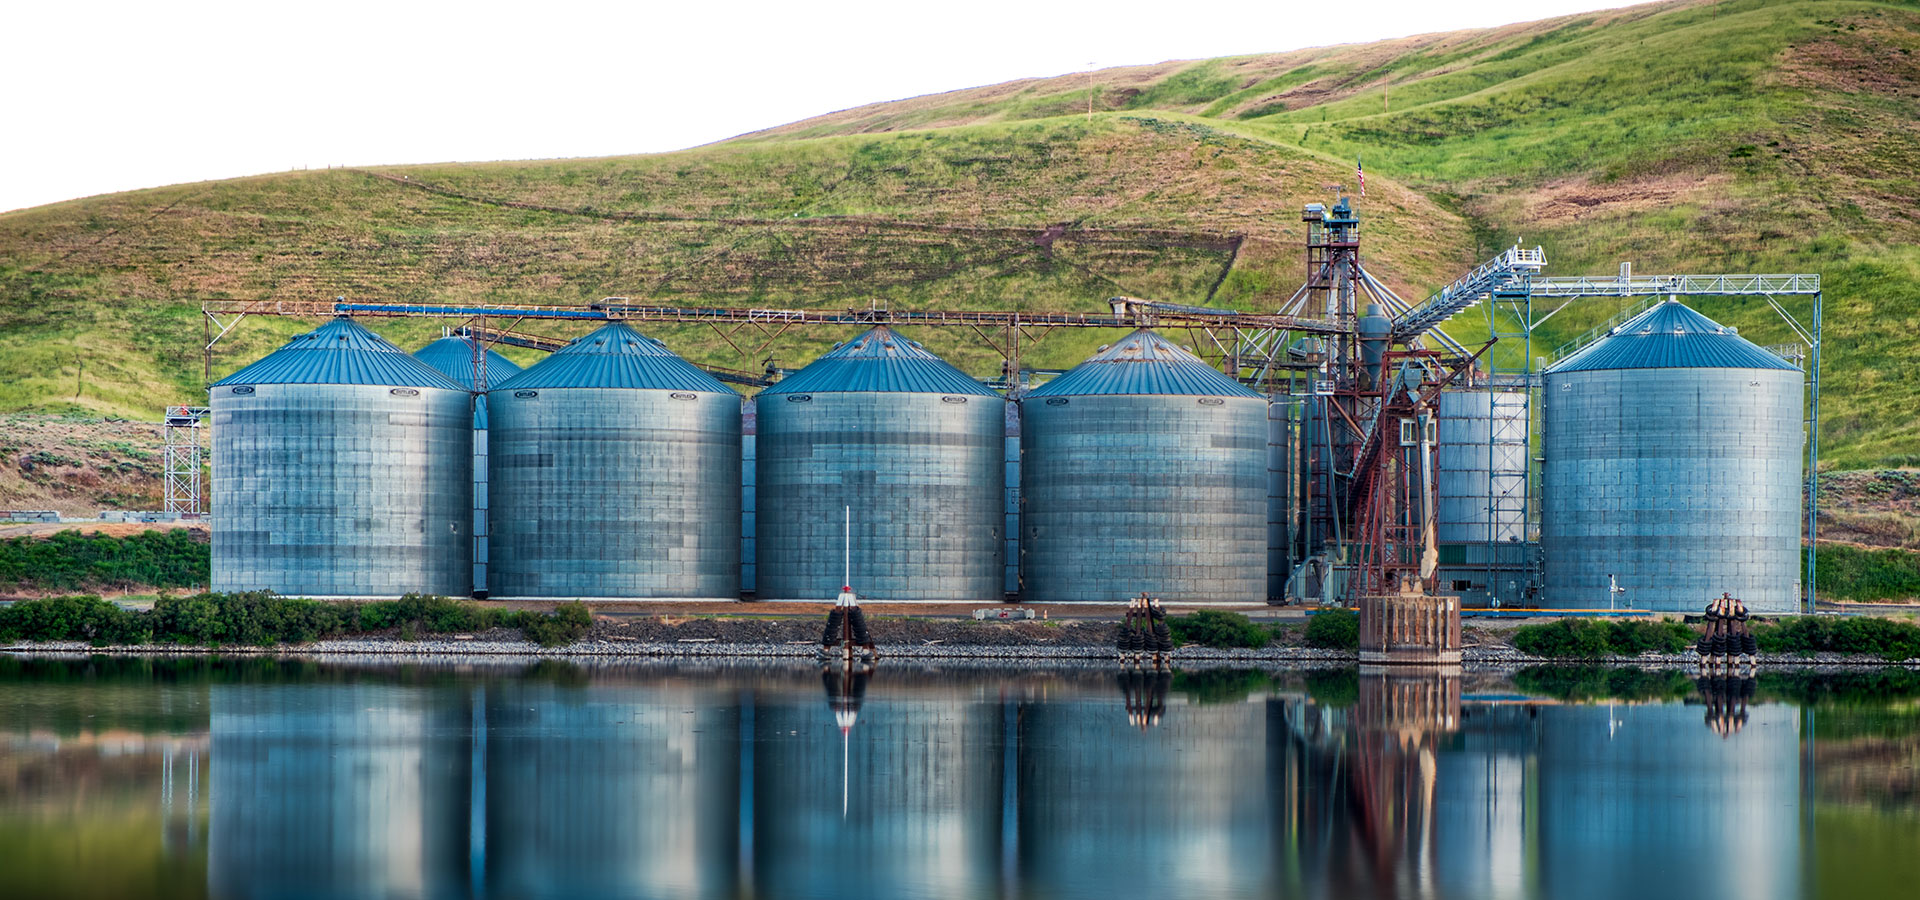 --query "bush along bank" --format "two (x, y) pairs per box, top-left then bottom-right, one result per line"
(1752, 615), (1920, 661)
(1509, 619), (1699, 659)
(1161, 610), (1361, 651)
(0, 529), (209, 593)
(0, 593), (591, 648)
